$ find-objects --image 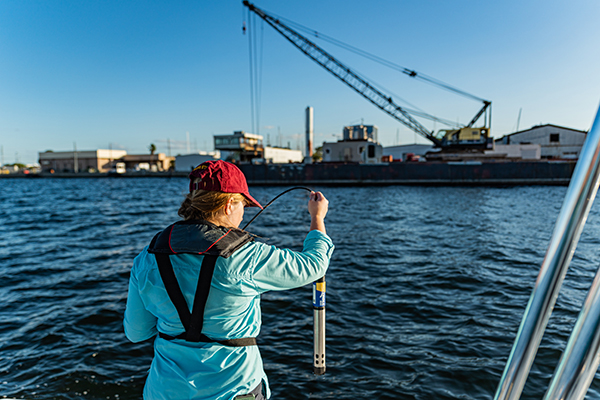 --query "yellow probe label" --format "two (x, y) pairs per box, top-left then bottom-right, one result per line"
(316, 282), (326, 292)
